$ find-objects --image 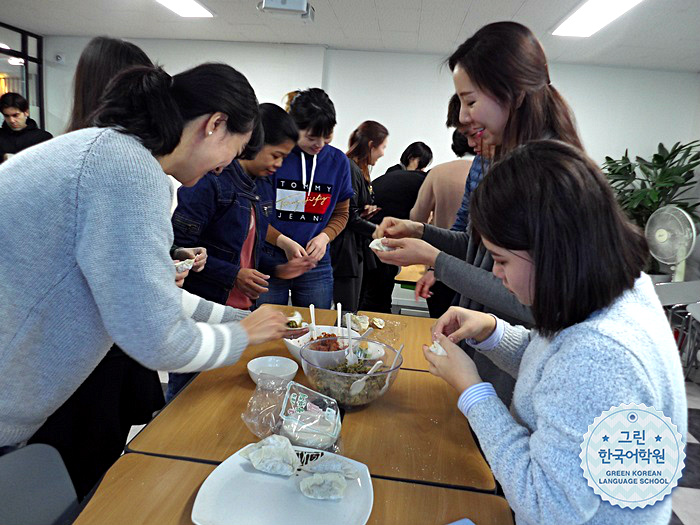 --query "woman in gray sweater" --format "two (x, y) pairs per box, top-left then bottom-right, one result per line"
(425, 141), (687, 525)
(0, 63), (298, 449)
